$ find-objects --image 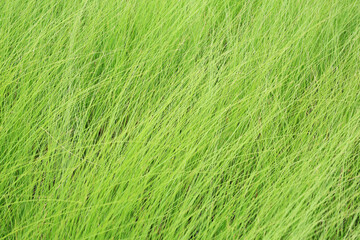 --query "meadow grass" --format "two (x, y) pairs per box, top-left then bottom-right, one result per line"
(1, 0), (360, 239)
